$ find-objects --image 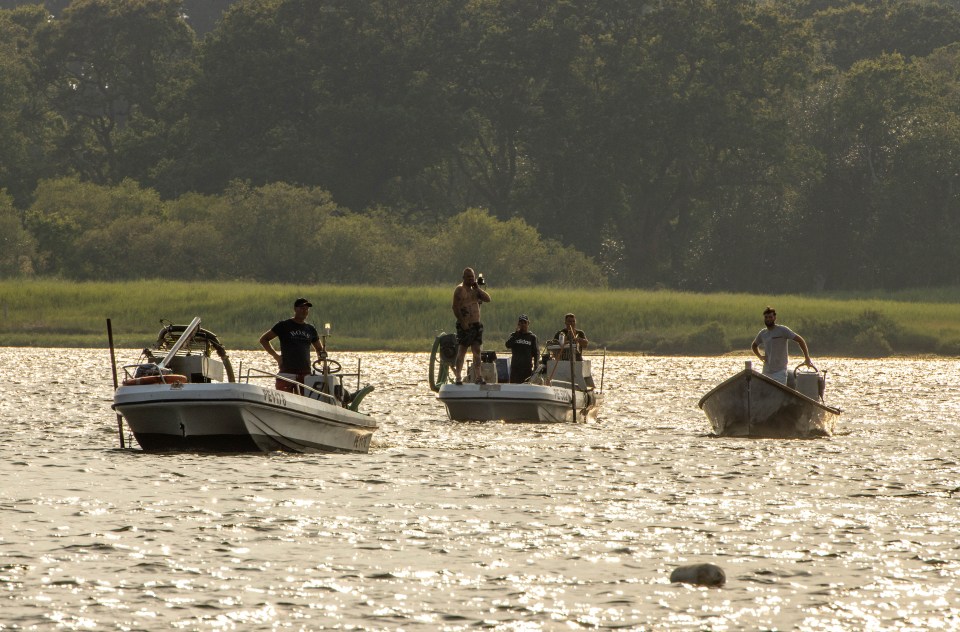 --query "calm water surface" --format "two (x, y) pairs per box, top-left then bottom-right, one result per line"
(2, 348), (960, 630)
